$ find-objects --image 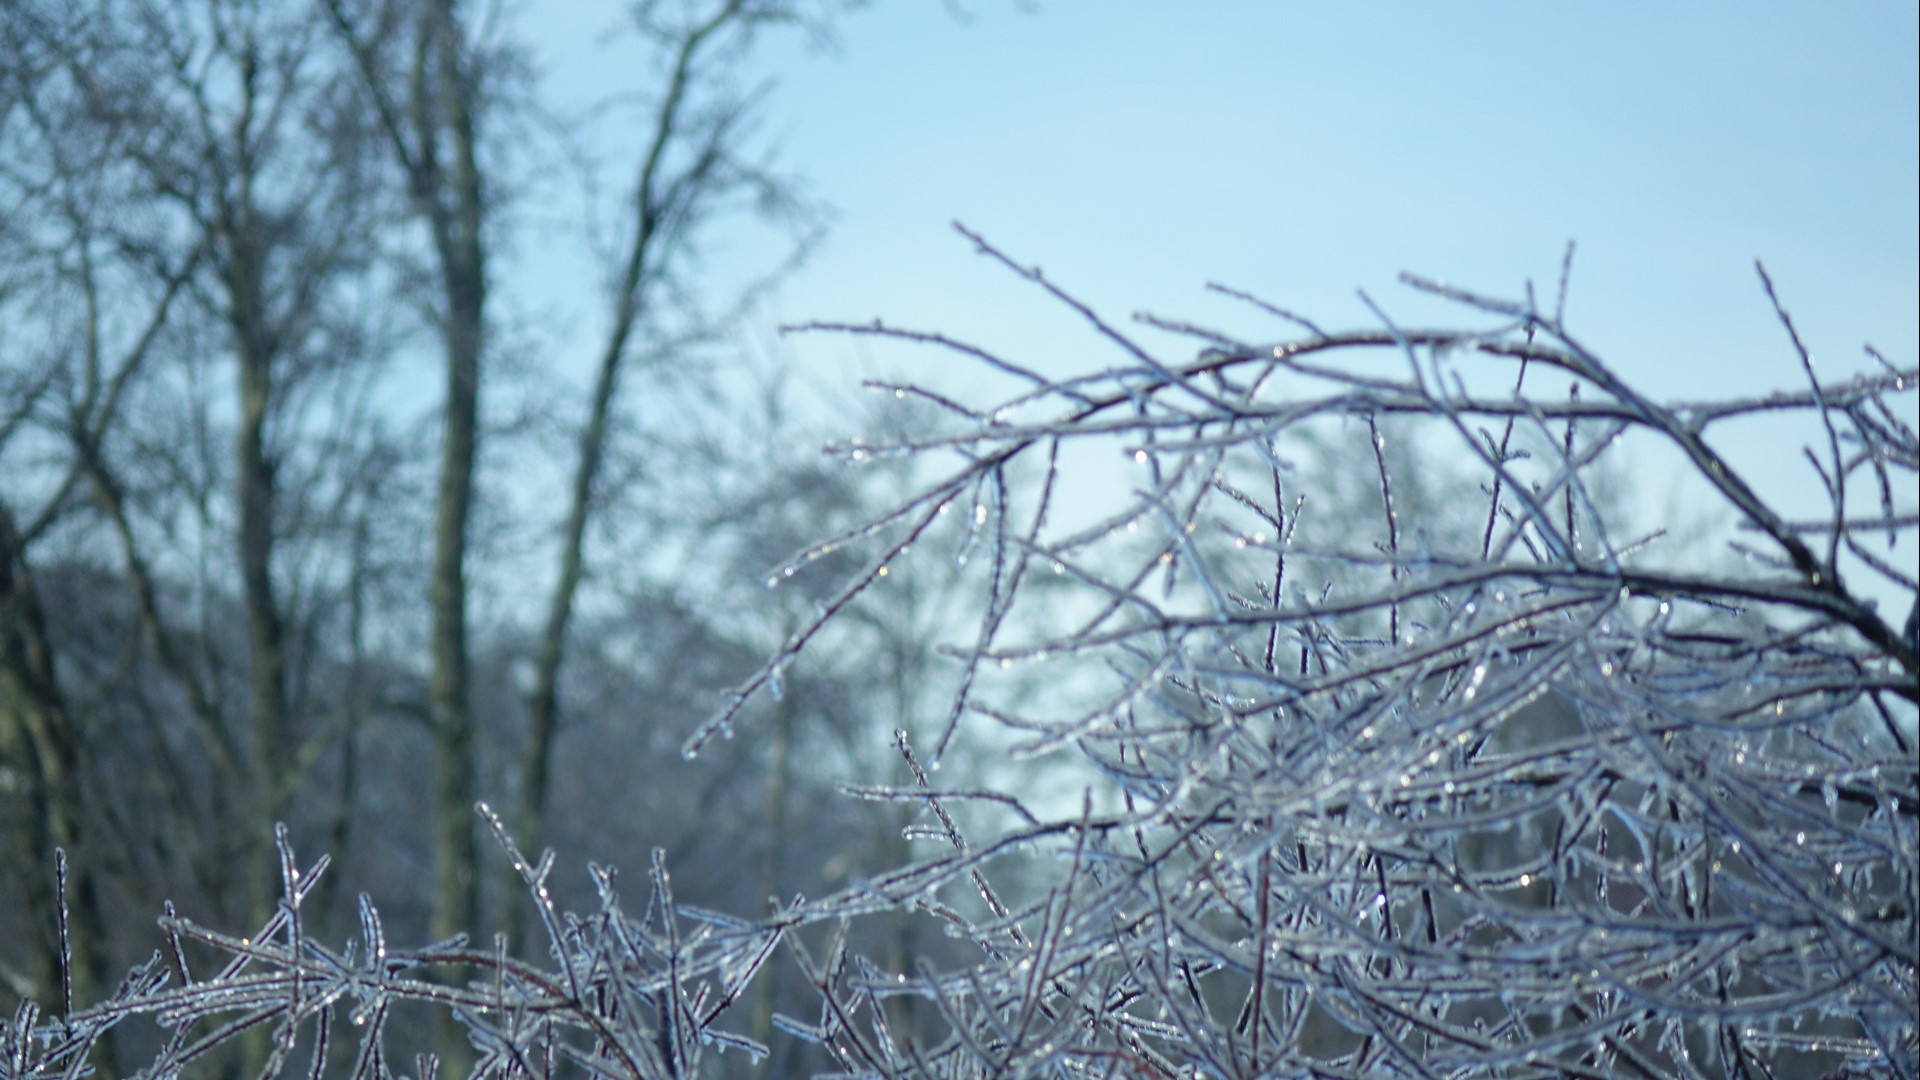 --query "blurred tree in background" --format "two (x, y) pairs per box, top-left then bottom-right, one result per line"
(0, 0), (927, 1072)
